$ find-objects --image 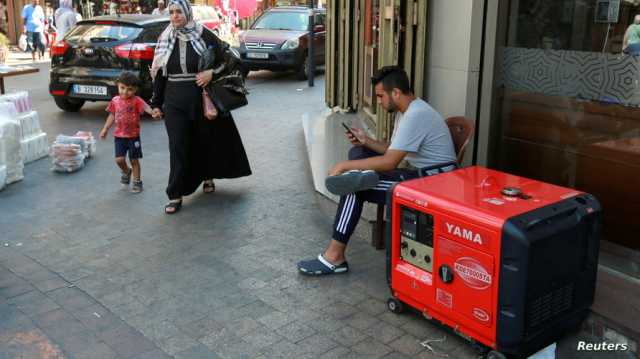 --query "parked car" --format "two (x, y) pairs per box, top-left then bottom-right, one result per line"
(192, 5), (225, 35)
(236, 6), (326, 80)
(49, 15), (168, 112)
